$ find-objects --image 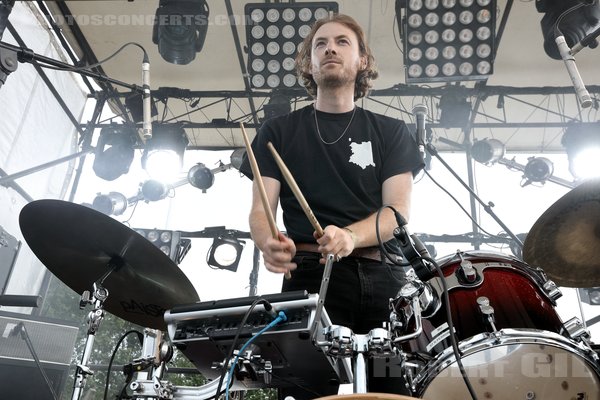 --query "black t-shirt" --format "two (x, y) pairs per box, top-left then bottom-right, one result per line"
(240, 104), (424, 244)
